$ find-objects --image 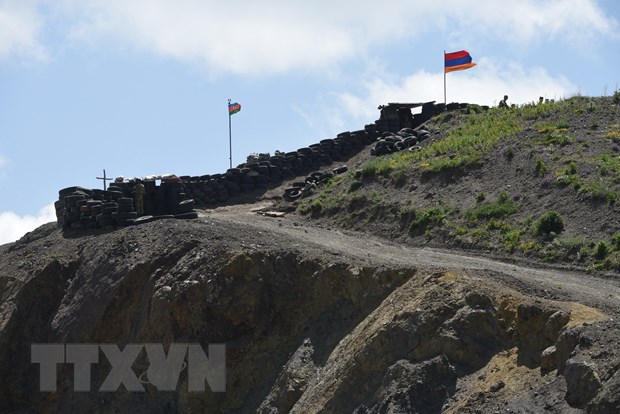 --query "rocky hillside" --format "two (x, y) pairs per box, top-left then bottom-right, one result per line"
(1, 94), (620, 413)
(290, 95), (620, 273)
